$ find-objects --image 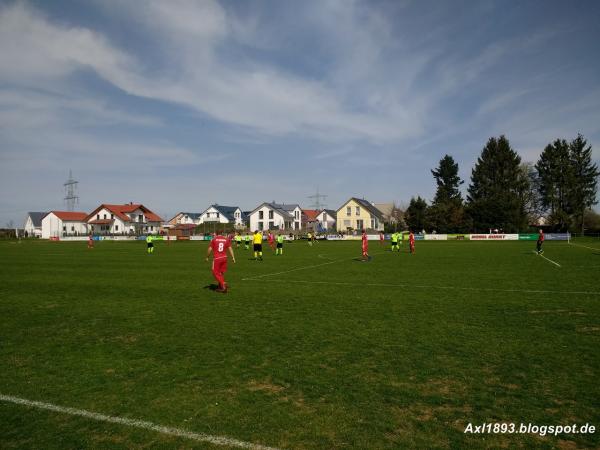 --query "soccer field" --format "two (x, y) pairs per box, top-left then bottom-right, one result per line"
(1, 239), (599, 449)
